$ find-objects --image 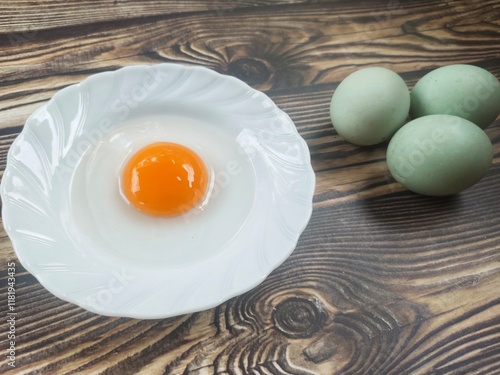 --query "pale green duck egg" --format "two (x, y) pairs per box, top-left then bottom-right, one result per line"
(387, 115), (493, 196)
(330, 67), (410, 146)
(410, 64), (500, 129)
